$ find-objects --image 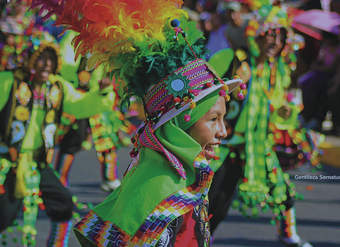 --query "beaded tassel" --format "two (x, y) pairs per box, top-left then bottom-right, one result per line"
(21, 155), (42, 247)
(0, 159), (12, 194)
(96, 148), (118, 182)
(277, 207), (301, 244)
(46, 220), (72, 247)
(54, 152), (75, 187)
